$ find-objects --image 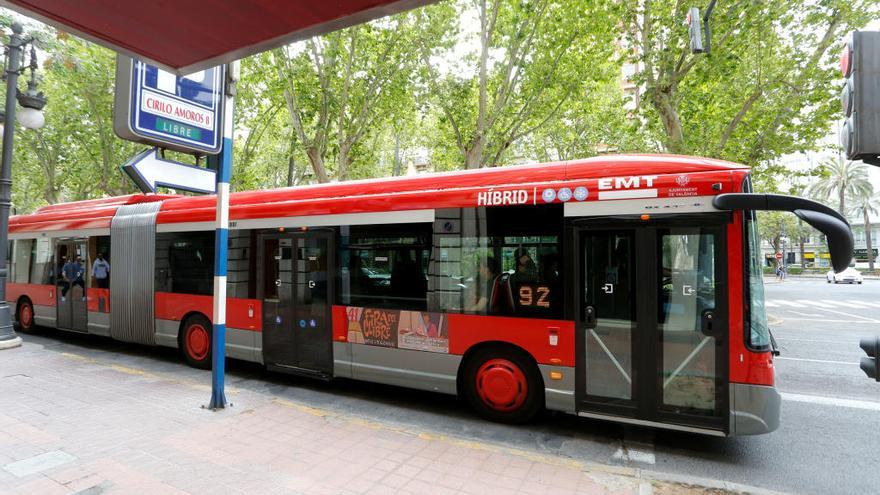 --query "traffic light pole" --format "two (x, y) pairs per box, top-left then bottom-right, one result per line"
(0, 23), (26, 351)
